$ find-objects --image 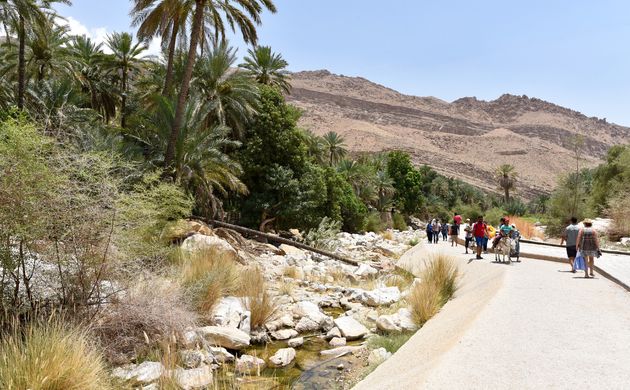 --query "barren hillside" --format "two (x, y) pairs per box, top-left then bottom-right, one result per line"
(287, 70), (630, 199)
